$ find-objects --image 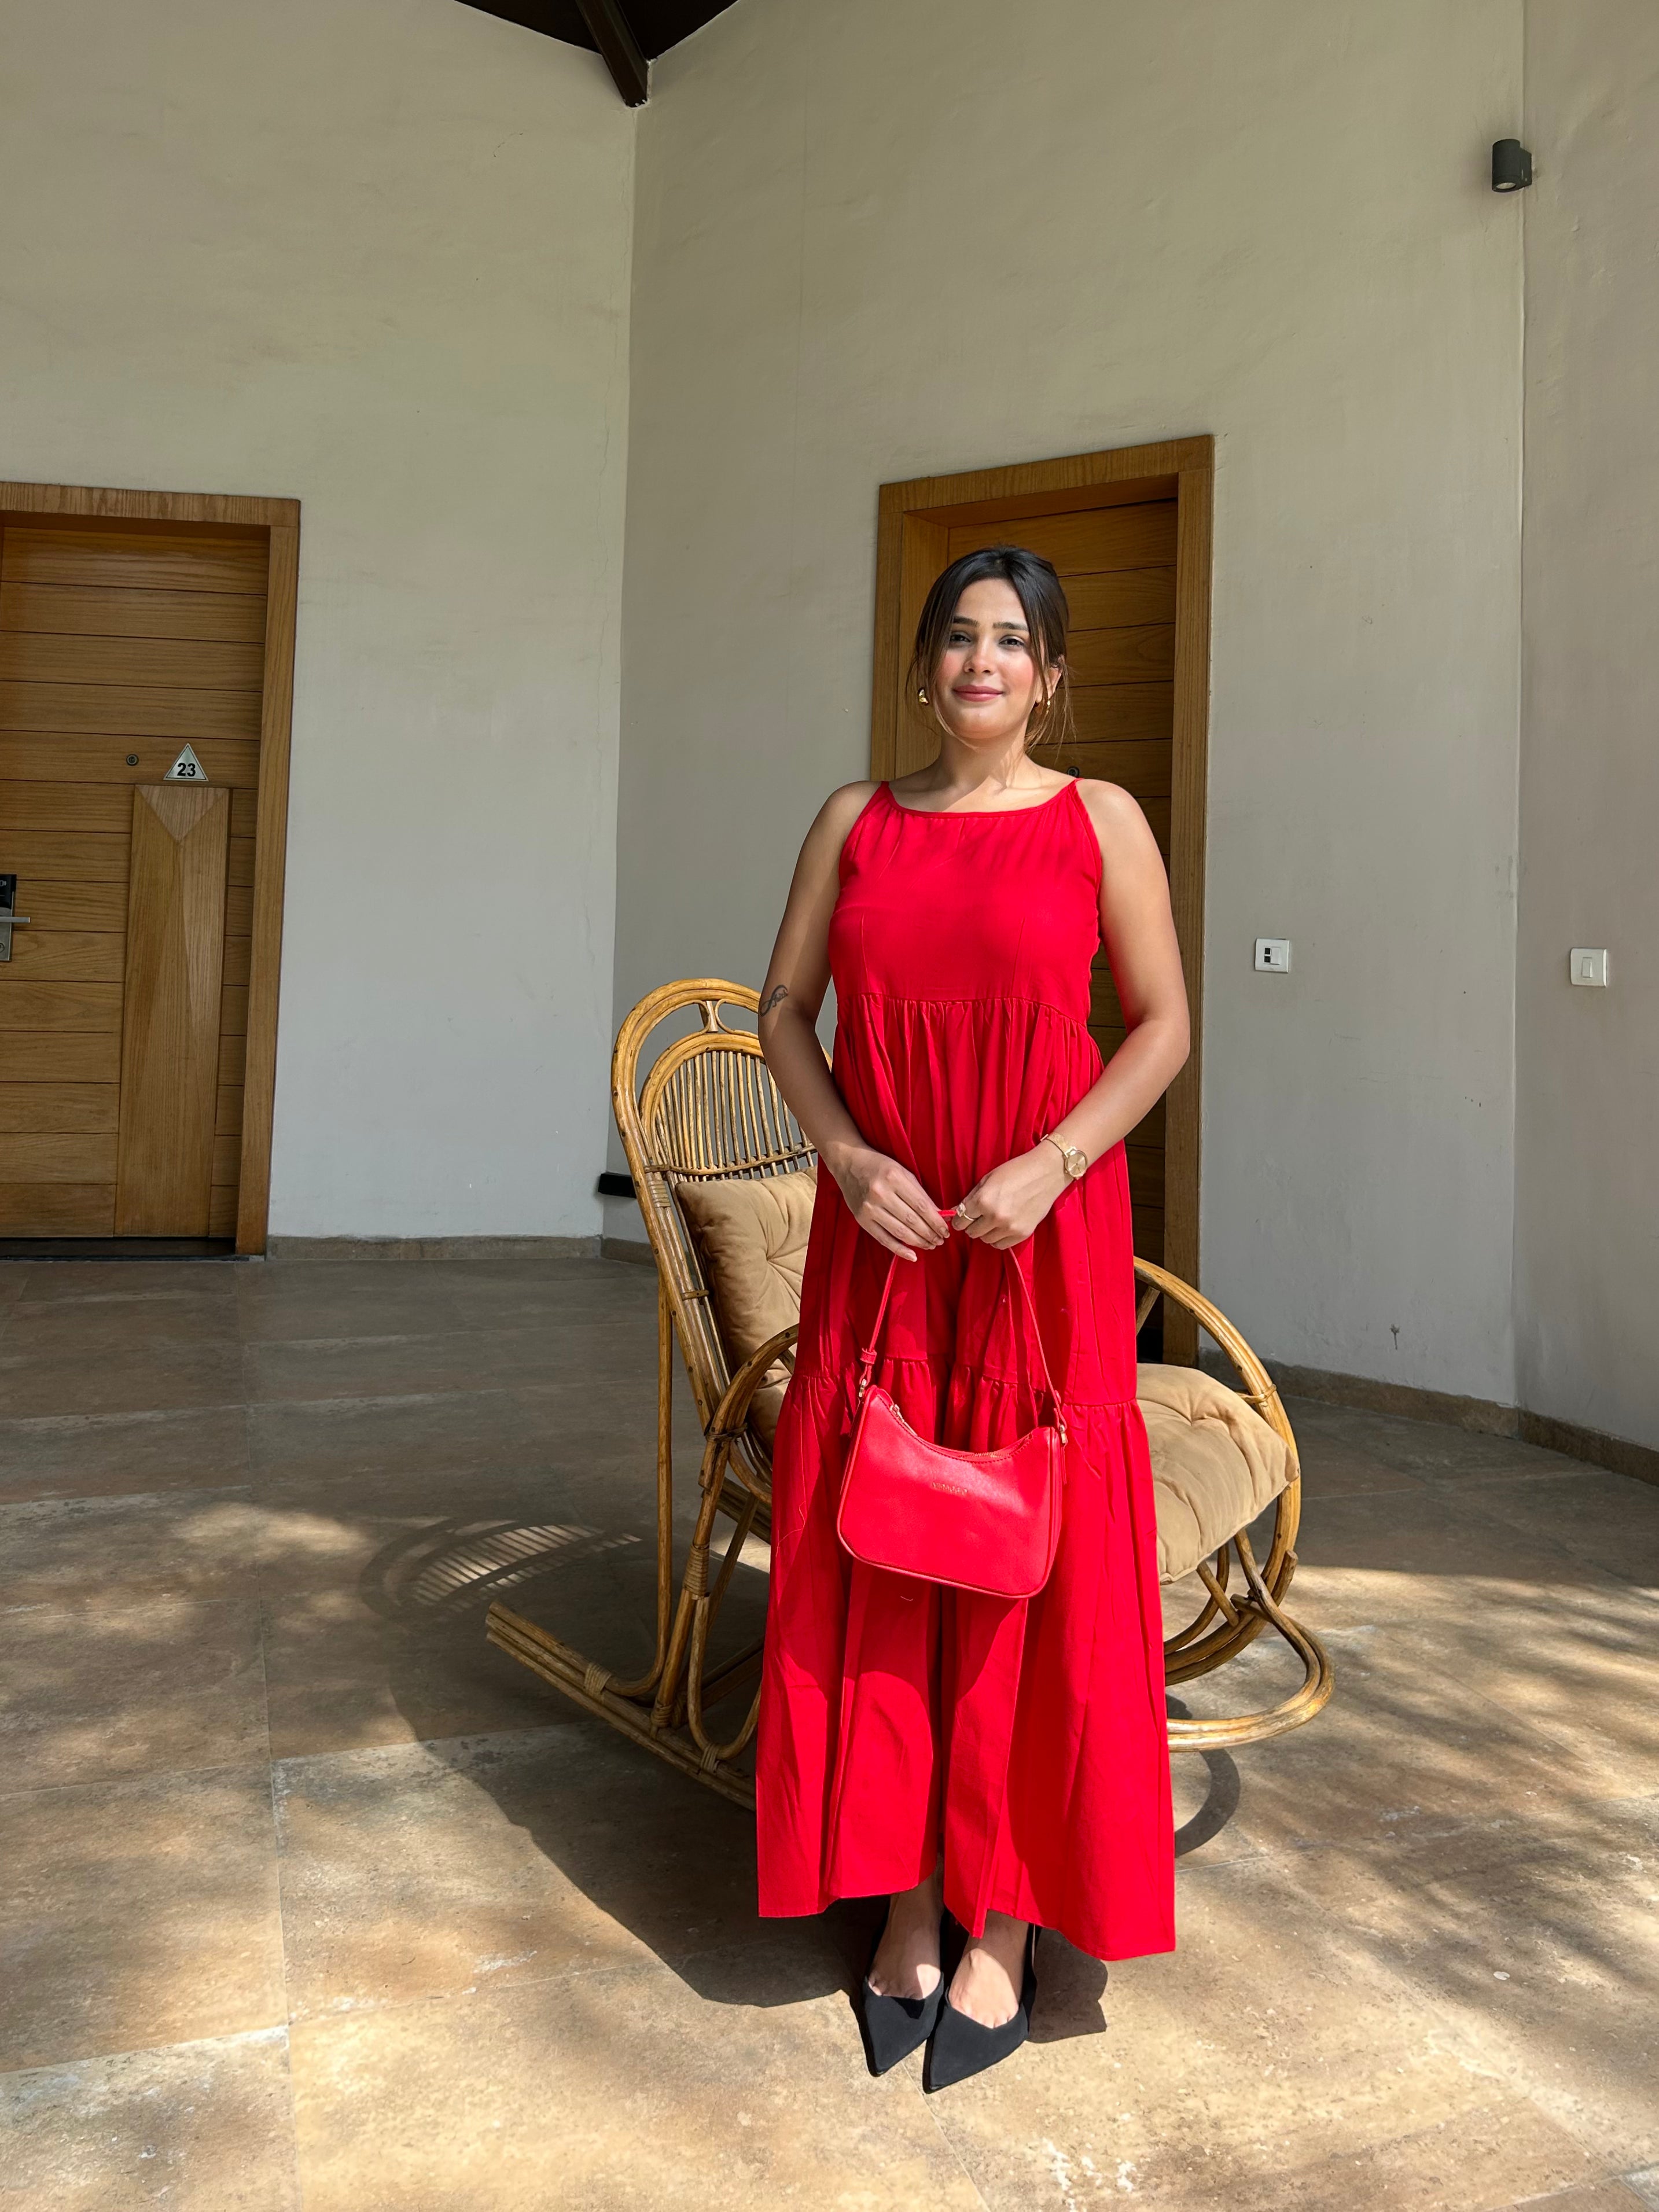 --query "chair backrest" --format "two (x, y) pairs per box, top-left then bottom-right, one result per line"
(612, 981), (815, 1449)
